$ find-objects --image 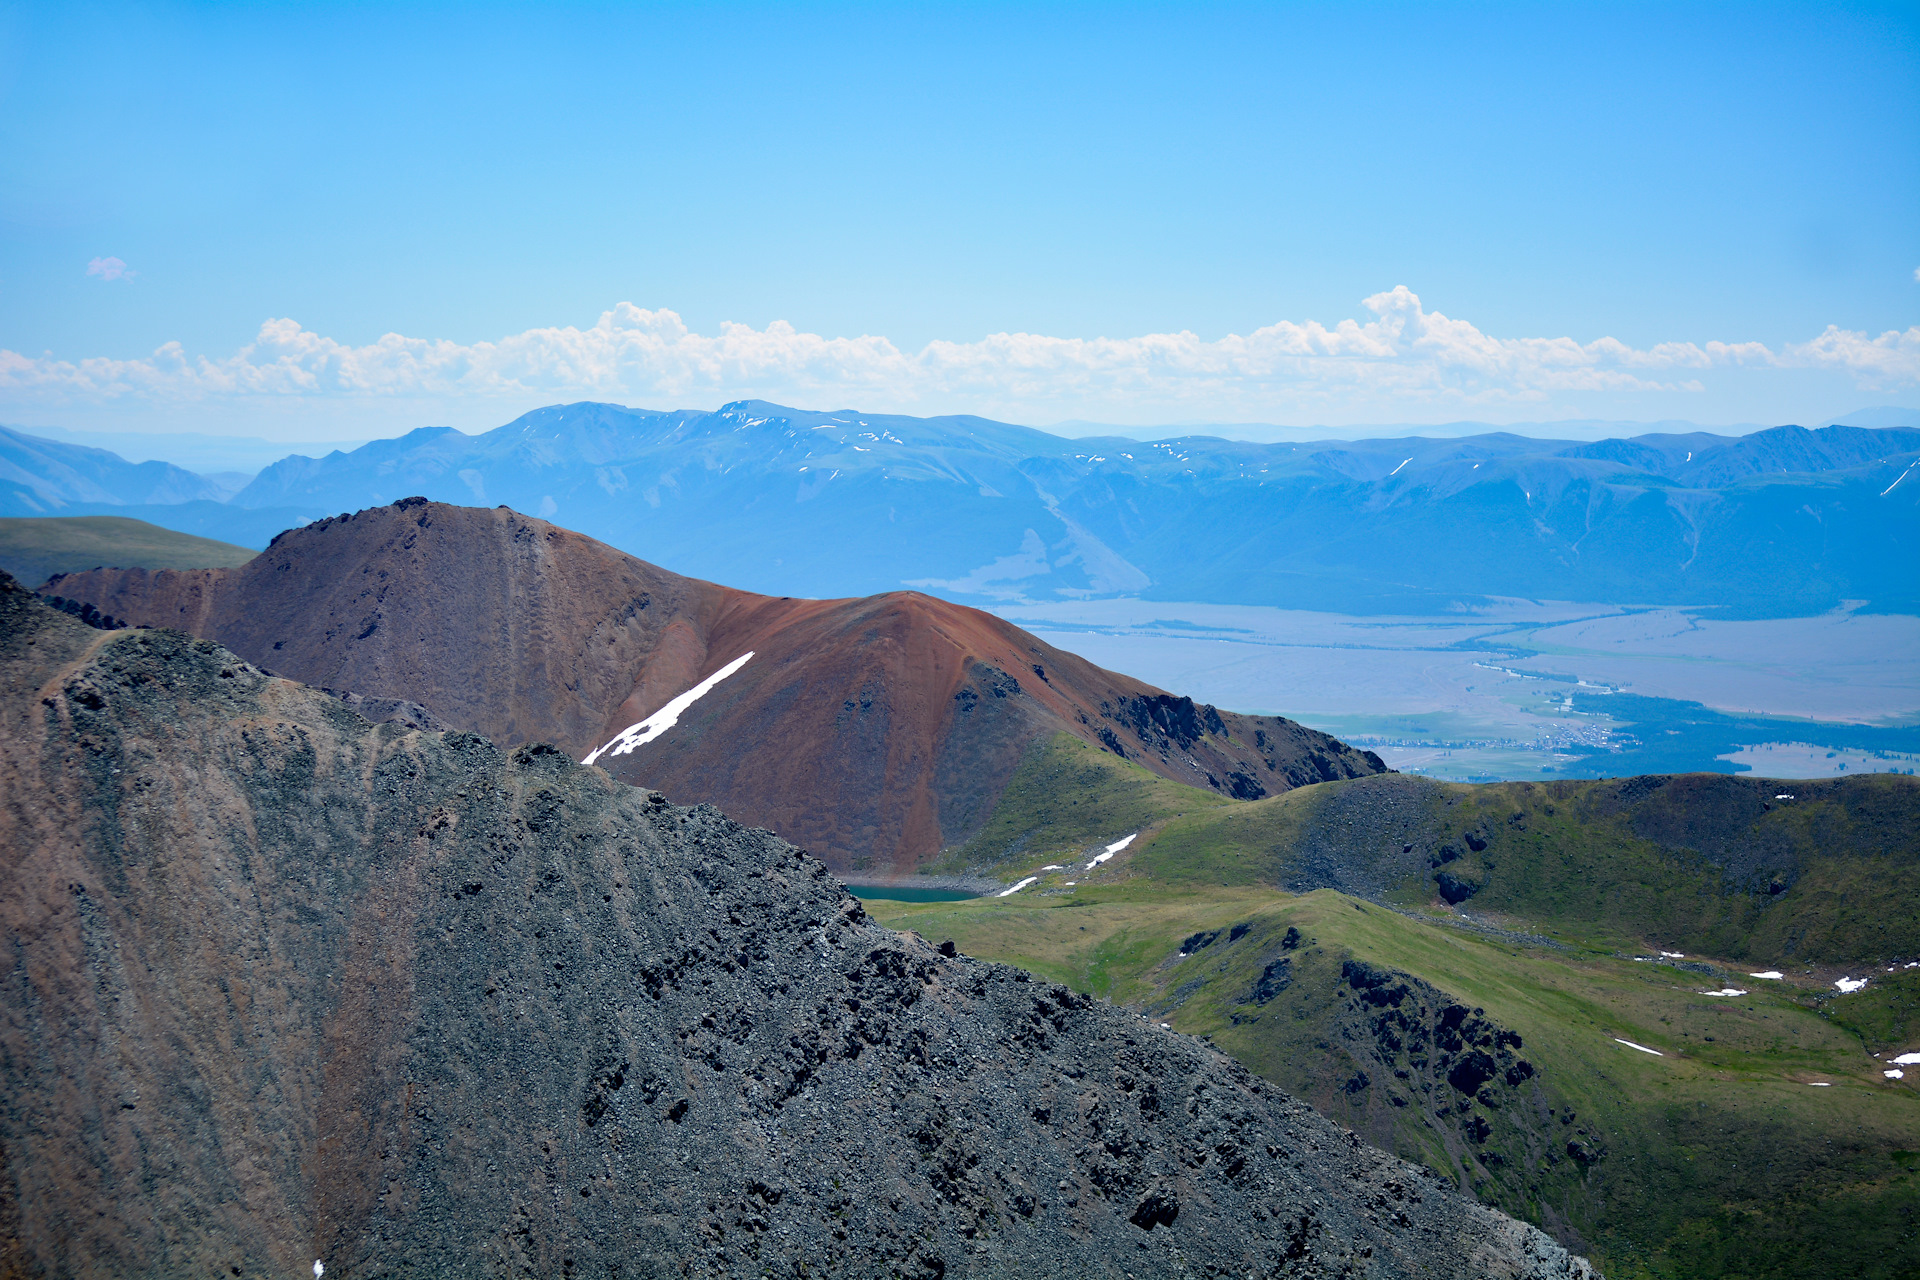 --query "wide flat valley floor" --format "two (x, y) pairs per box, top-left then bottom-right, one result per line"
(991, 599), (1920, 781)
